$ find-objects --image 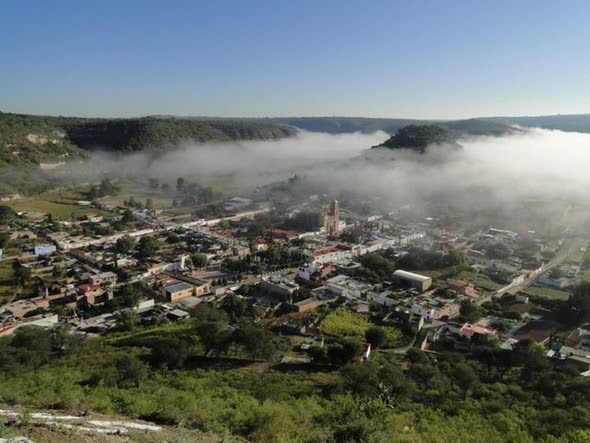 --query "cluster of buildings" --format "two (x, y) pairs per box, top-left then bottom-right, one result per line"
(2, 191), (585, 374)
